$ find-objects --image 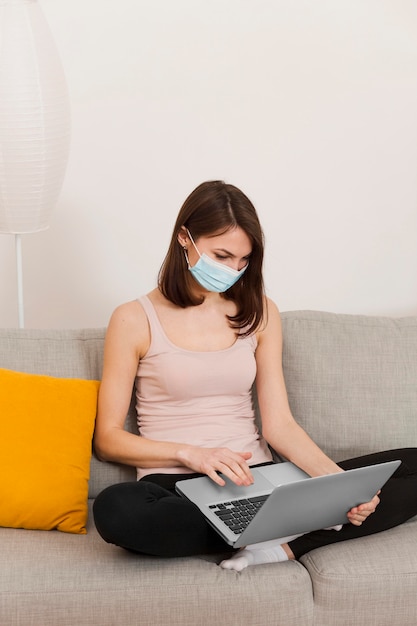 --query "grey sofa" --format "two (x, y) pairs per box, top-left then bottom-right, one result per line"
(1, 310), (417, 626)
